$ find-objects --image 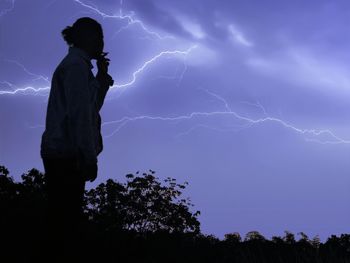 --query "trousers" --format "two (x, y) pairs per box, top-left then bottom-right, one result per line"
(42, 157), (86, 261)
